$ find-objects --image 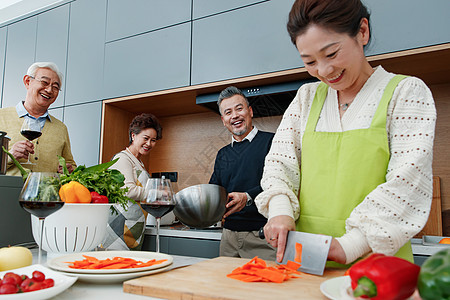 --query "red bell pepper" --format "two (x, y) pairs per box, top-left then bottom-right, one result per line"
(349, 253), (420, 300)
(90, 191), (109, 203)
